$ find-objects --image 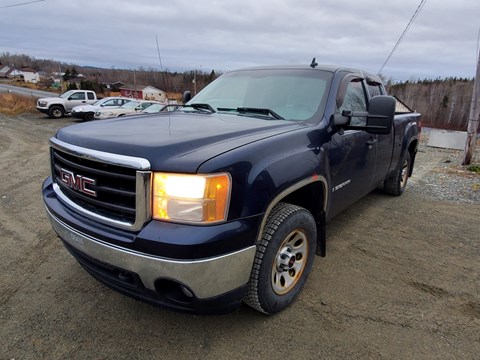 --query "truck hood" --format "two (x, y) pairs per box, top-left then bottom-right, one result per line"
(39, 97), (61, 102)
(55, 112), (304, 172)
